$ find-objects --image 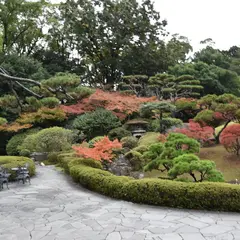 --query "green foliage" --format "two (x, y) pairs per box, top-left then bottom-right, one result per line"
(121, 136), (138, 149)
(6, 128), (40, 156)
(140, 102), (176, 133)
(108, 127), (131, 141)
(40, 97), (60, 108)
(125, 151), (144, 171)
(41, 72), (80, 90)
(140, 102), (176, 119)
(138, 132), (161, 146)
(151, 118), (183, 132)
(88, 136), (104, 148)
(25, 97), (42, 111)
(72, 109), (121, 140)
(59, 155), (240, 212)
(169, 154), (224, 182)
(0, 156), (35, 179)
(144, 133), (201, 177)
(169, 61), (240, 96)
(62, 0), (167, 85)
(194, 110), (216, 127)
(0, 95), (19, 111)
(132, 145), (149, 154)
(0, 54), (49, 80)
(148, 74), (203, 100)
(0, 117), (7, 125)
(18, 127), (75, 153)
(143, 143), (165, 162)
(71, 86), (95, 100)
